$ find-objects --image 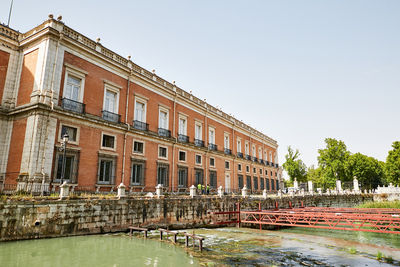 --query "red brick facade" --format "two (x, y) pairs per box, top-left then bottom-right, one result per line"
(0, 18), (282, 193)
